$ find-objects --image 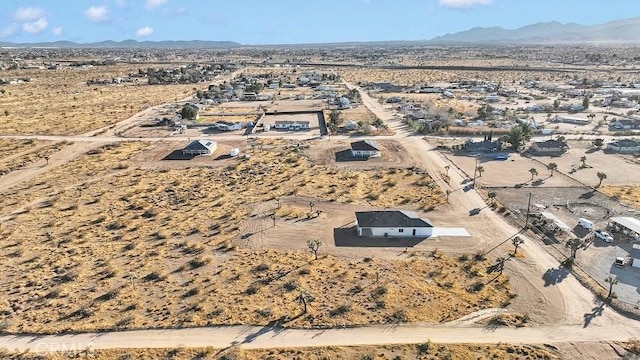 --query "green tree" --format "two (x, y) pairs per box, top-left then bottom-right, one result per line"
(553, 99), (560, 110)
(512, 236), (524, 255)
(593, 138), (604, 148)
(494, 257), (508, 274)
(307, 239), (323, 260)
(605, 276), (618, 299)
(296, 290), (314, 314)
(502, 123), (533, 151)
(547, 162), (558, 176)
(372, 118), (385, 130)
(329, 109), (343, 125)
(580, 156), (587, 168)
(565, 237), (586, 259)
(596, 172), (607, 188)
(488, 191), (497, 204)
(476, 165), (485, 178)
(529, 167), (538, 181)
(180, 104), (198, 120)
